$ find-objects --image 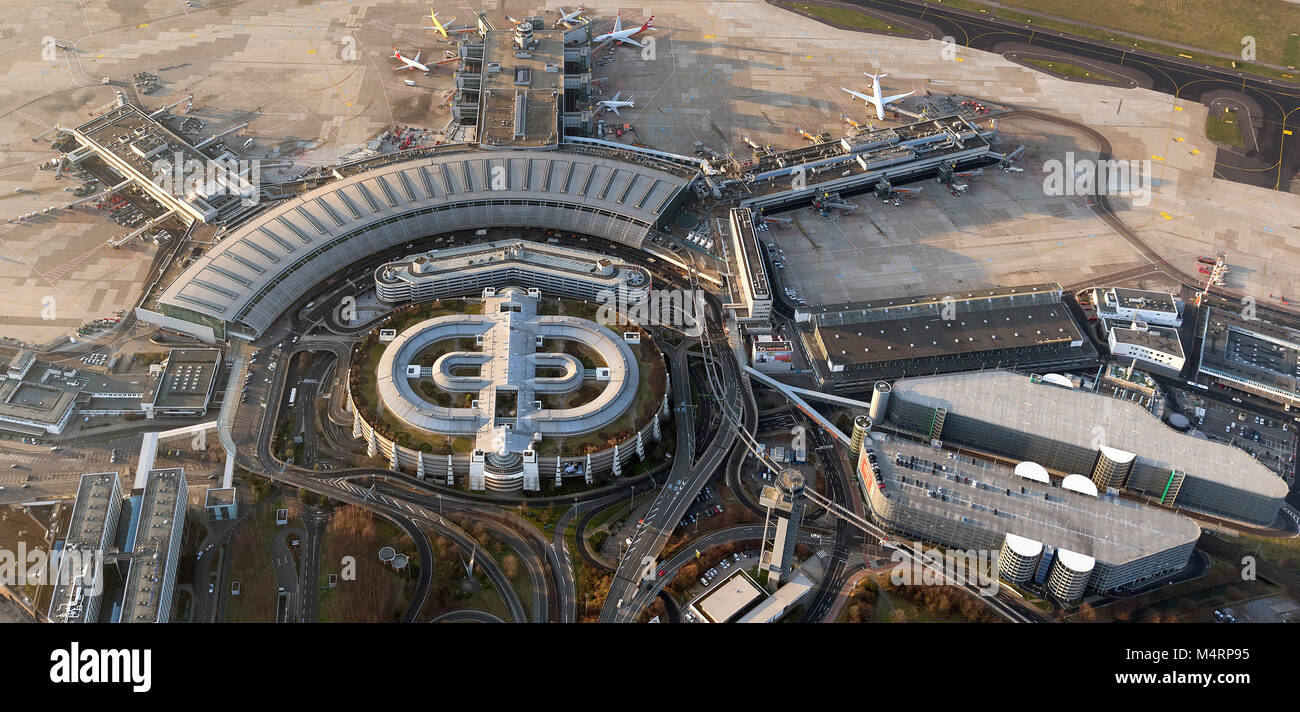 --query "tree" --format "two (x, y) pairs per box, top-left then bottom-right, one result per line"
(1077, 601), (1097, 623)
(503, 554), (519, 578)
